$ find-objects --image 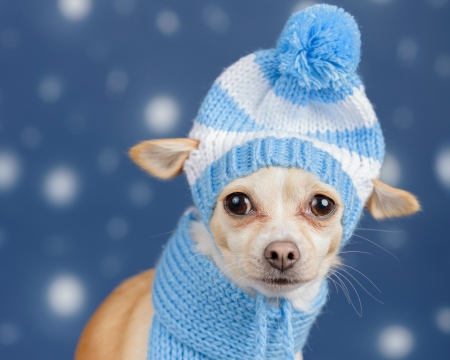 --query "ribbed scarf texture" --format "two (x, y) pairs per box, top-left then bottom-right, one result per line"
(147, 211), (328, 360)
